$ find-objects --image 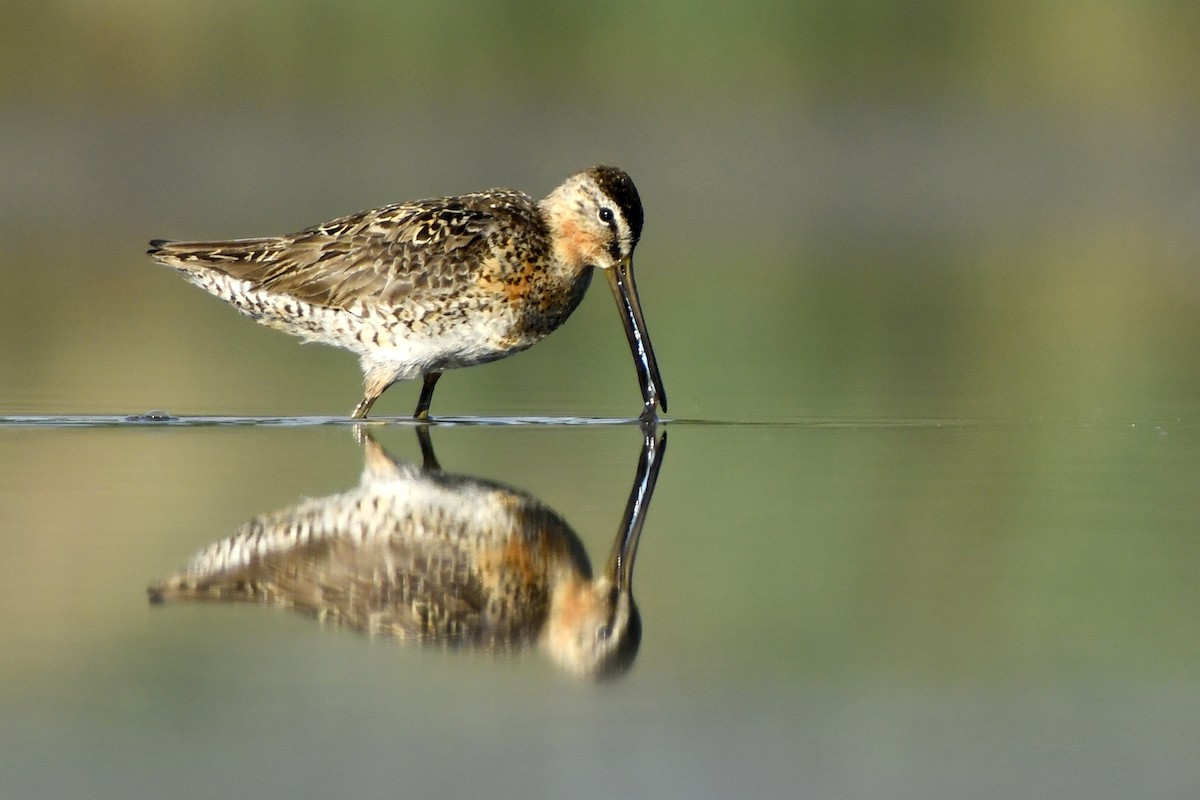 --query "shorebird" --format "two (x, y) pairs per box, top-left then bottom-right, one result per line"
(148, 427), (666, 678)
(149, 165), (666, 420)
